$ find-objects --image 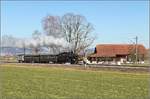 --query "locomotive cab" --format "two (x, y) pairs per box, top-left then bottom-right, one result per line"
(17, 54), (24, 63)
